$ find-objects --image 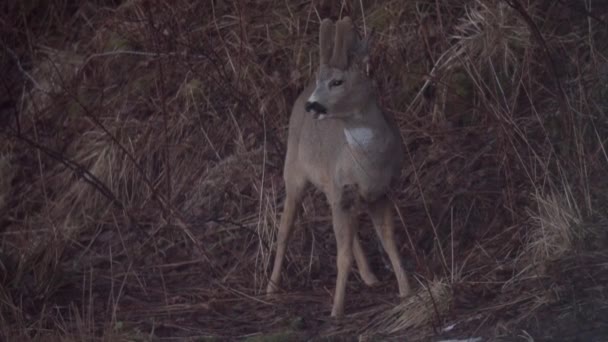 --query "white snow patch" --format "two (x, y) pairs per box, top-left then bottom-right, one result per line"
(442, 323), (457, 332)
